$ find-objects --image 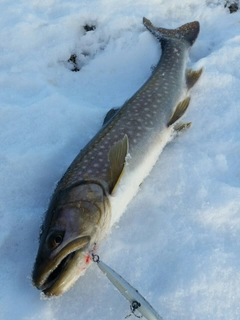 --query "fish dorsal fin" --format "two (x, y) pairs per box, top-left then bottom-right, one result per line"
(102, 107), (120, 126)
(186, 68), (203, 90)
(108, 134), (129, 194)
(168, 97), (191, 126)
